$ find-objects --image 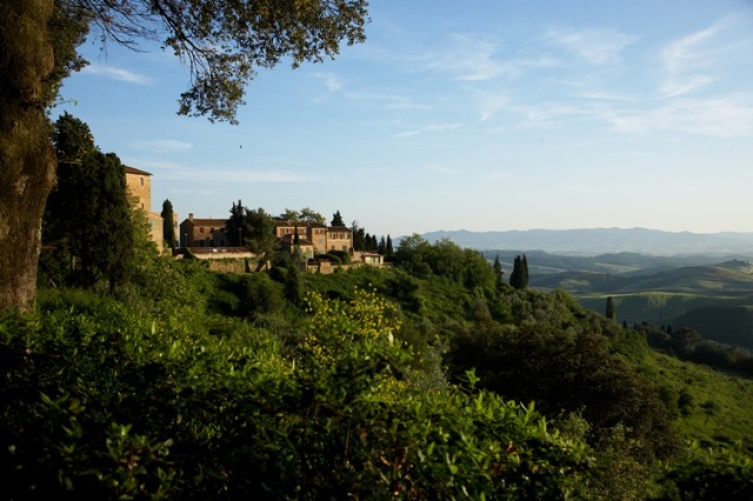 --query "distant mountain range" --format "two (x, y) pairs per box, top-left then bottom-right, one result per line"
(420, 228), (753, 256)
